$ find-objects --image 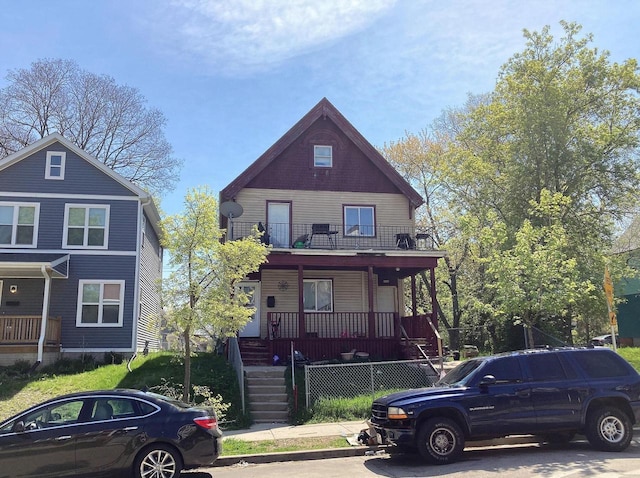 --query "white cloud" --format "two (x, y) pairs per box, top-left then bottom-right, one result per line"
(149, 0), (396, 74)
